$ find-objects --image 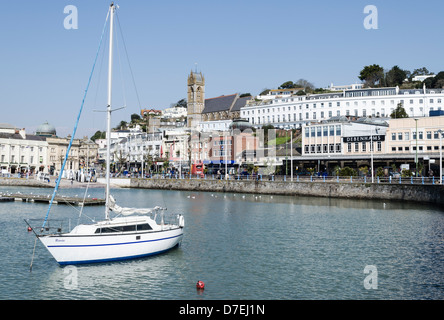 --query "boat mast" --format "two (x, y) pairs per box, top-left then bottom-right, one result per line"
(105, 2), (115, 220)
